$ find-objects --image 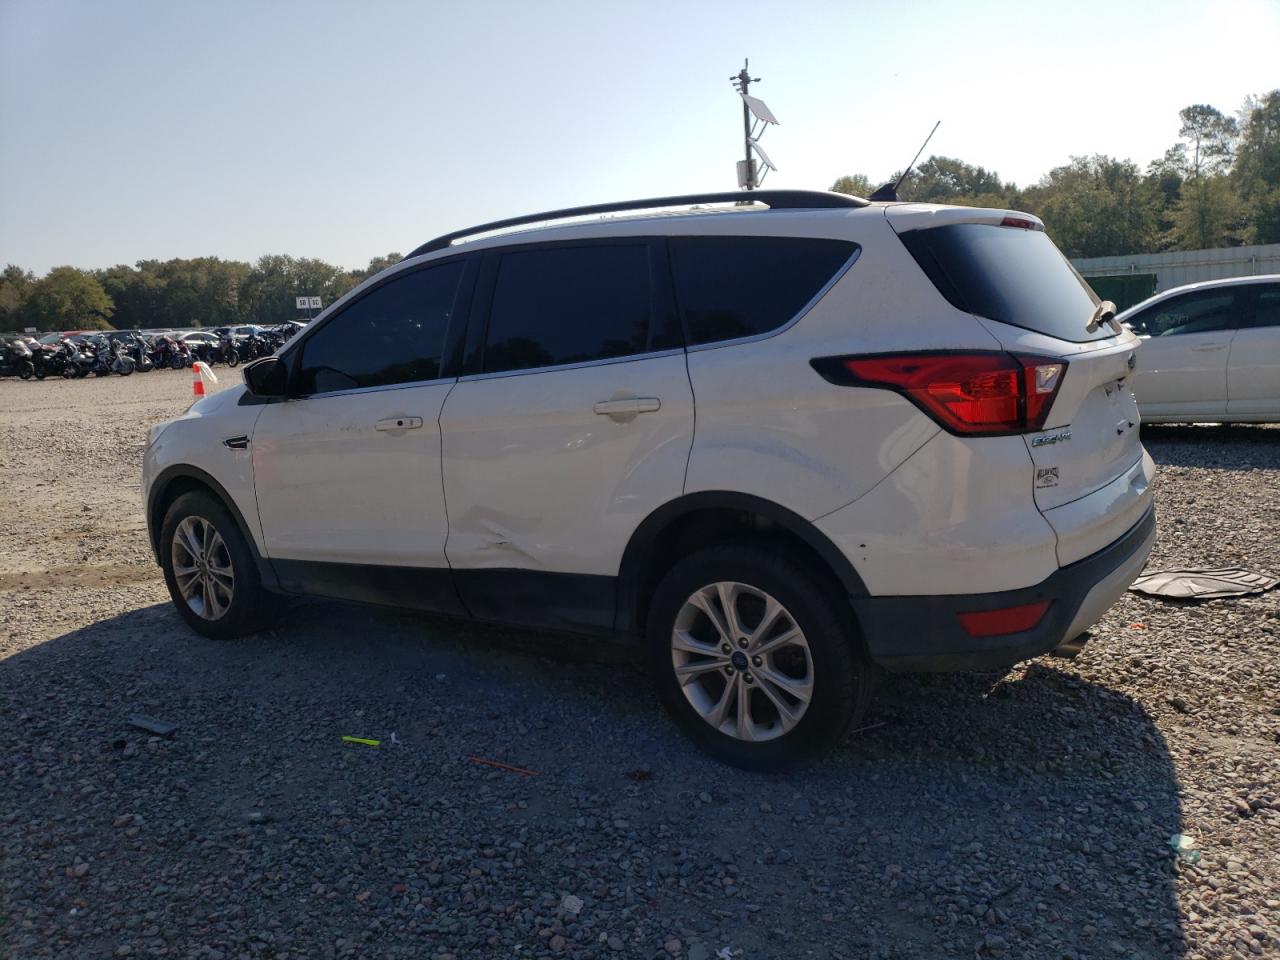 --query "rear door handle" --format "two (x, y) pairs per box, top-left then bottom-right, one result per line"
(1189, 344), (1227, 352)
(593, 397), (661, 421)
(375, 416), (424, 431)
